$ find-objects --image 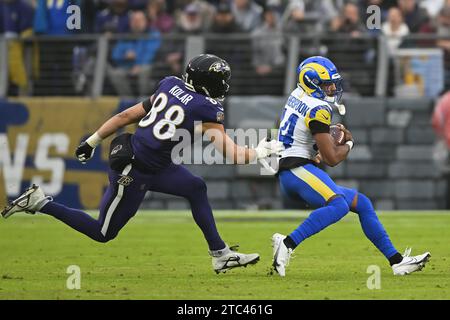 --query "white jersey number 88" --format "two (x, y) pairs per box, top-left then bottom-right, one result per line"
(138, 93), (185, 140)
